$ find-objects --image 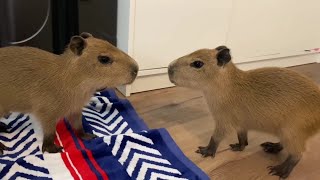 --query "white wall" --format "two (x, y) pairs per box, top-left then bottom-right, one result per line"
(125, 0), (320, 70)
(117, 0), (132, 54)
(227, 0), (320, 63)
(133, 0), (233, 70)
